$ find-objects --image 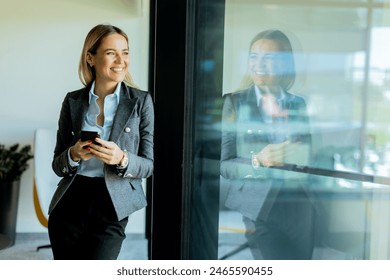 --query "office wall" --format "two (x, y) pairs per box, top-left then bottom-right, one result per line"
(0, 0), (150, 233)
